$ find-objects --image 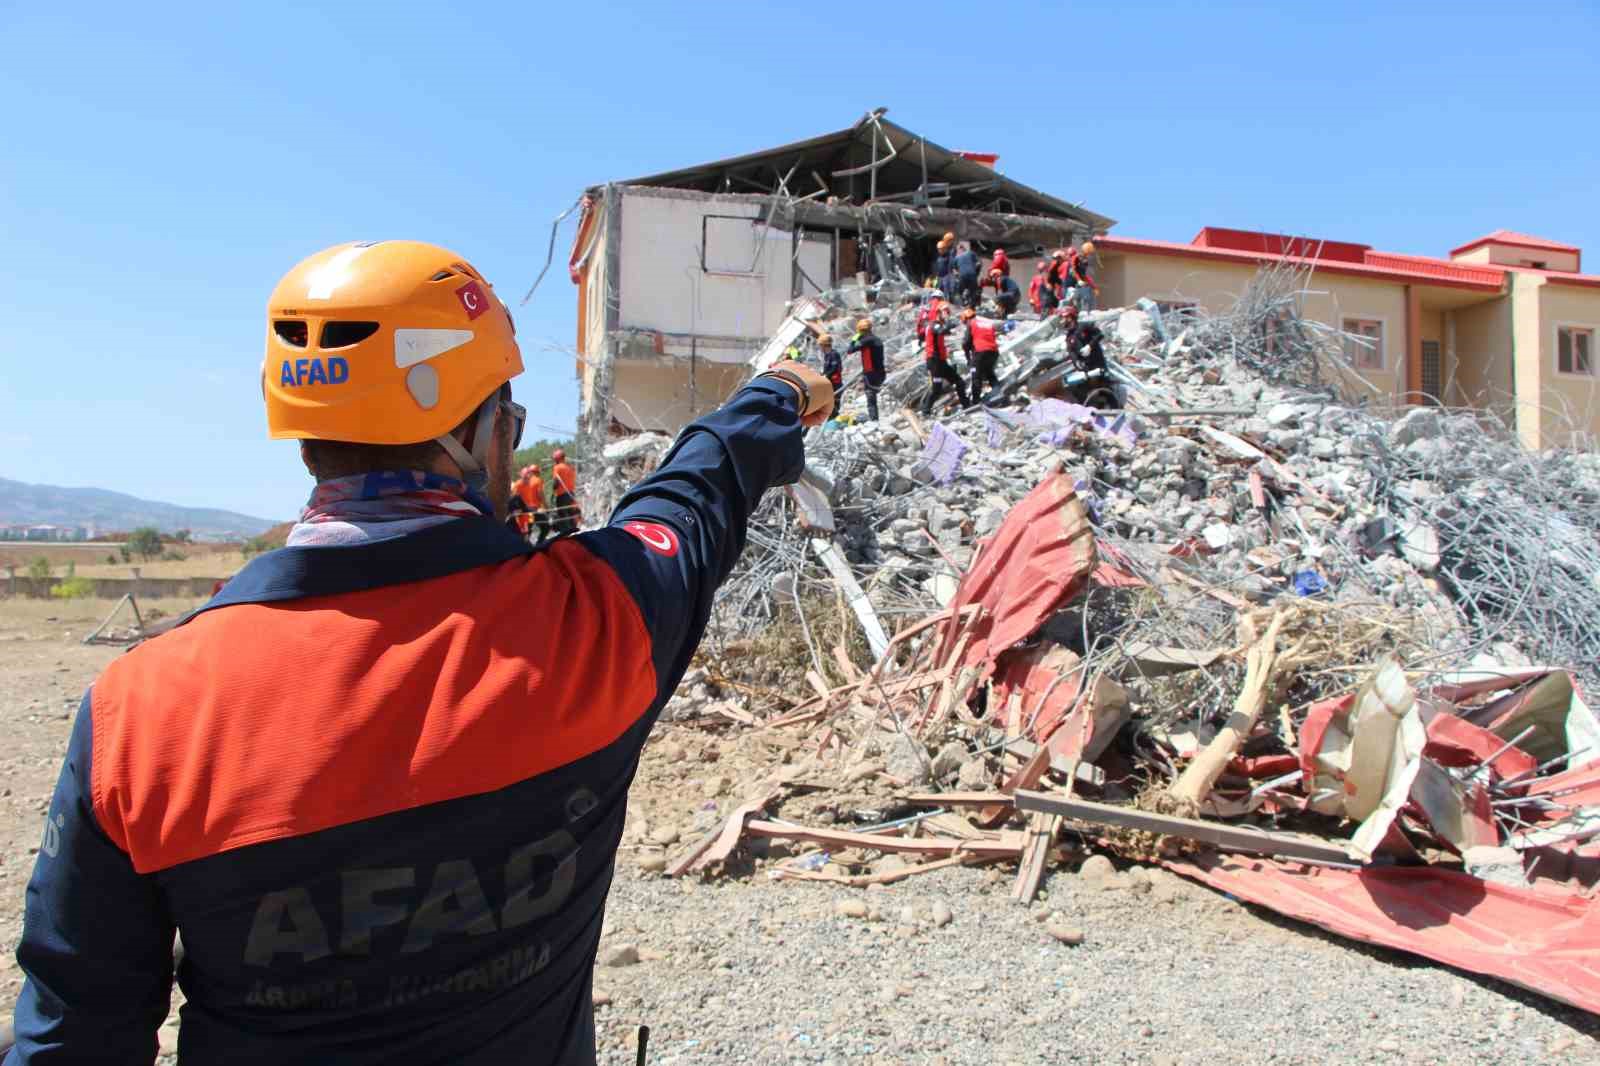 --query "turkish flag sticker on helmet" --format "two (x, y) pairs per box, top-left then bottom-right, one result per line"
(623, 520), (680, 557)
(456, 280), (489, 320)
